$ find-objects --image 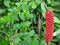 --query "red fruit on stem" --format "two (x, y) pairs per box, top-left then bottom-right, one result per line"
(45, 10), (54, 42)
